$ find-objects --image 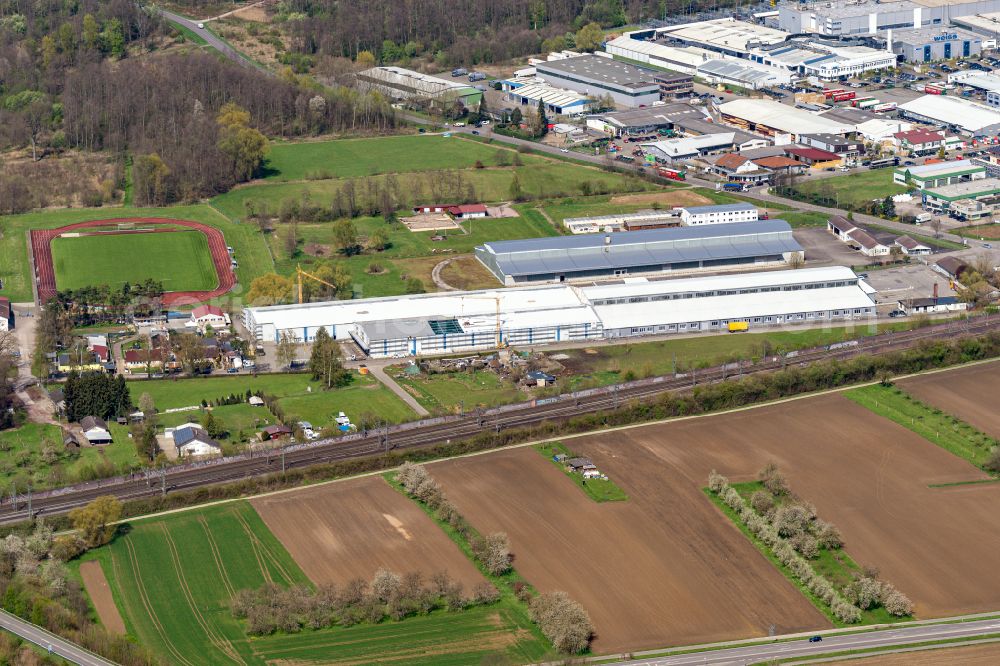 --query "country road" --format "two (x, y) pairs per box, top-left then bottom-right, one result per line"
(607, 617), (1000, 665)
(155, 6), (267, 73)
(0, 610), (116, 666)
